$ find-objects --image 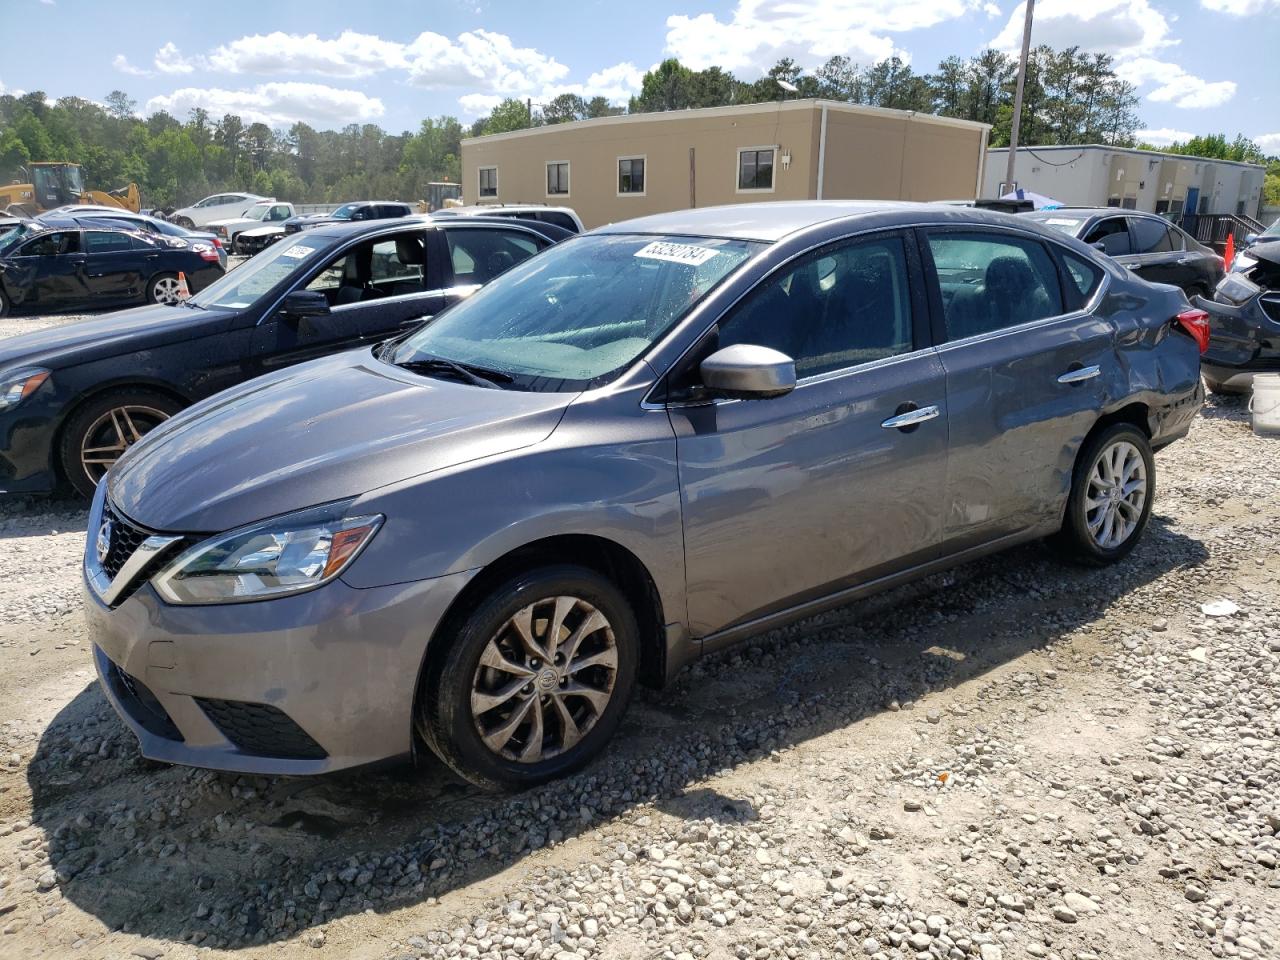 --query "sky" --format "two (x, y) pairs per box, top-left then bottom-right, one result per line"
(2, 0), (1276, 151)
